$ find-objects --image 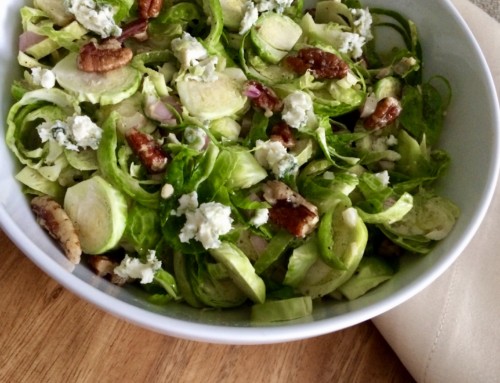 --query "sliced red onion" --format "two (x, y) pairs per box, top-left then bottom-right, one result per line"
(19, 31), (46, 52)
(243, 83), (262, 98)
(161, 95), (182, 114)
(145, 100), (176, 125)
